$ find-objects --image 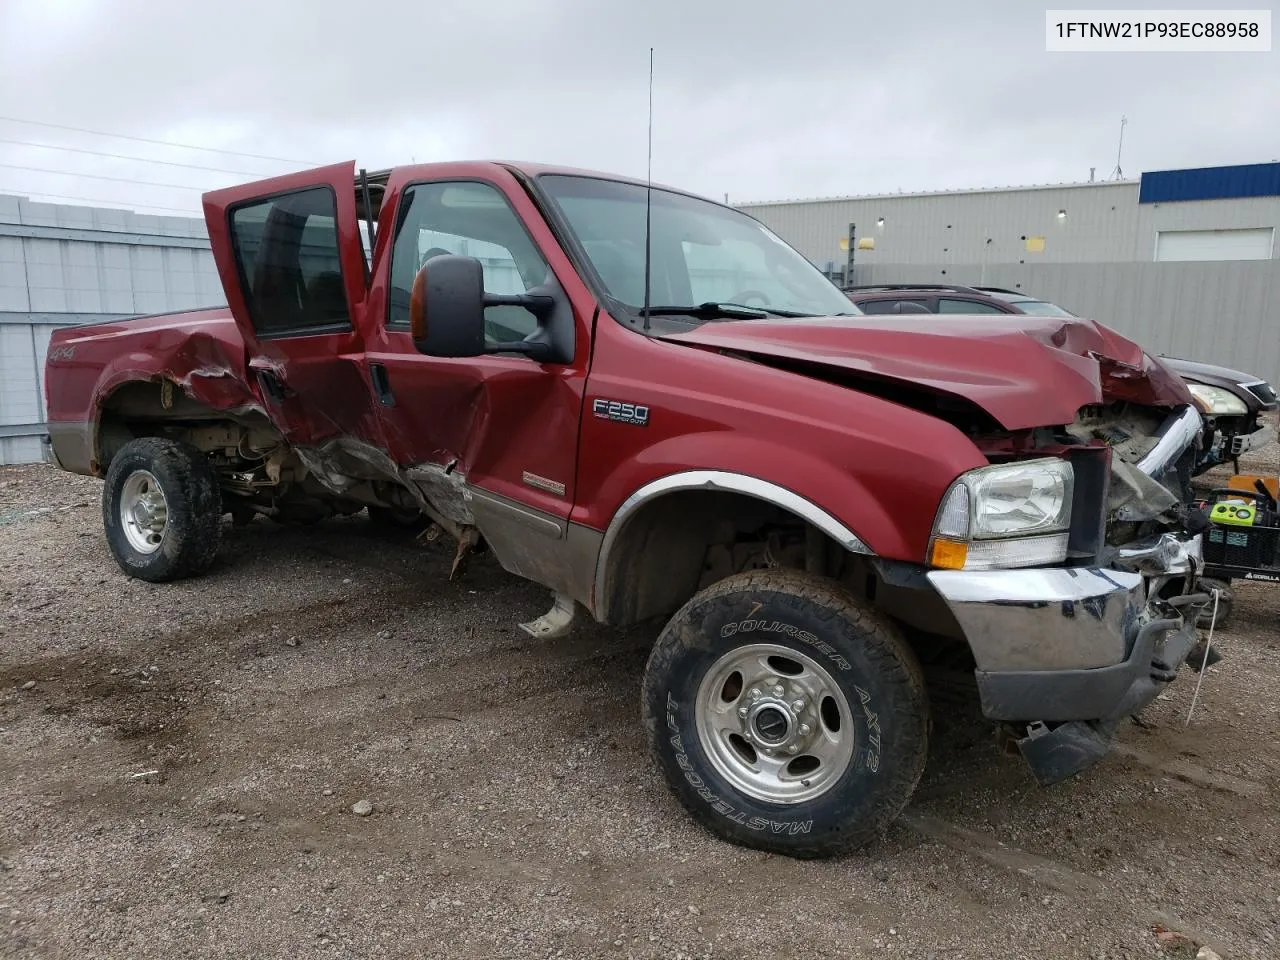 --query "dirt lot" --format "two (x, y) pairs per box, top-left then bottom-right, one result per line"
(2, 433), (1278, 960)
